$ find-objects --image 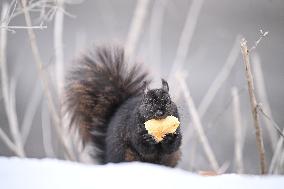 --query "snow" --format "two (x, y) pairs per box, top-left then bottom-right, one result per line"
(0, 157), (283, 189)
